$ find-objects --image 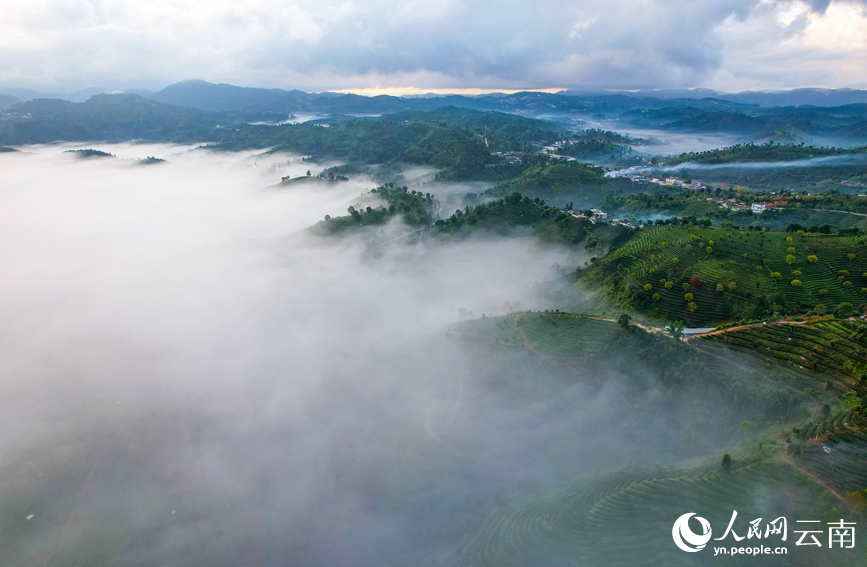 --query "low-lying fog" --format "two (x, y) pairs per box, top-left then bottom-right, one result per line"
(0, 145), (729, 566)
